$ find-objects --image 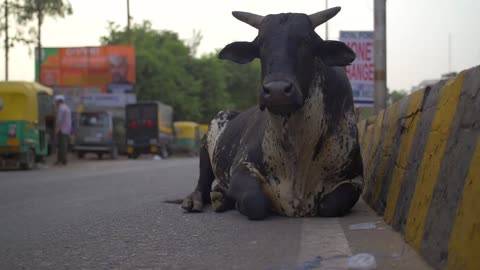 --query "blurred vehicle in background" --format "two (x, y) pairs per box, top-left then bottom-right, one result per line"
(126, 101), (174, 159)
(0, 82), (55, 170)
(173, 121), (201, 156)
(198, 124), (208, 139)
(73, 108), (126, 160)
